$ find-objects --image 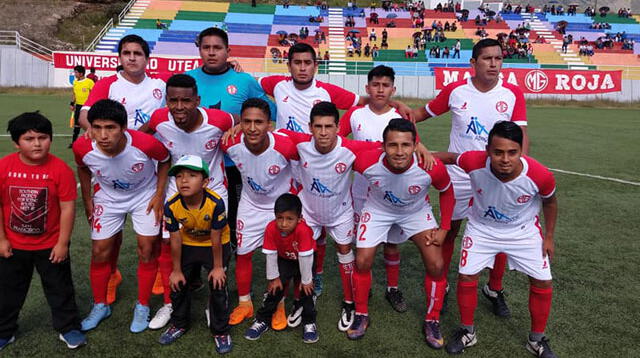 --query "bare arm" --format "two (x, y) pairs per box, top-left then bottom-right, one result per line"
(432, 151), (460, 165)
(77, 165), (93, 224)
(137, 122), (154, 134)
(146, 159), (170, 225)
(412, 106), (433, 123)
(50, 200), (75, 263)
(78, 109), (90, 131)
(541, 194), (558, 260)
